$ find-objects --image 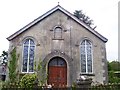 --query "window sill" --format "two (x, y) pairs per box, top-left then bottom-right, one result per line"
(20, 72), (35, 74)
(80, 73), (95, 76)
(52, 38), (64, 40)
